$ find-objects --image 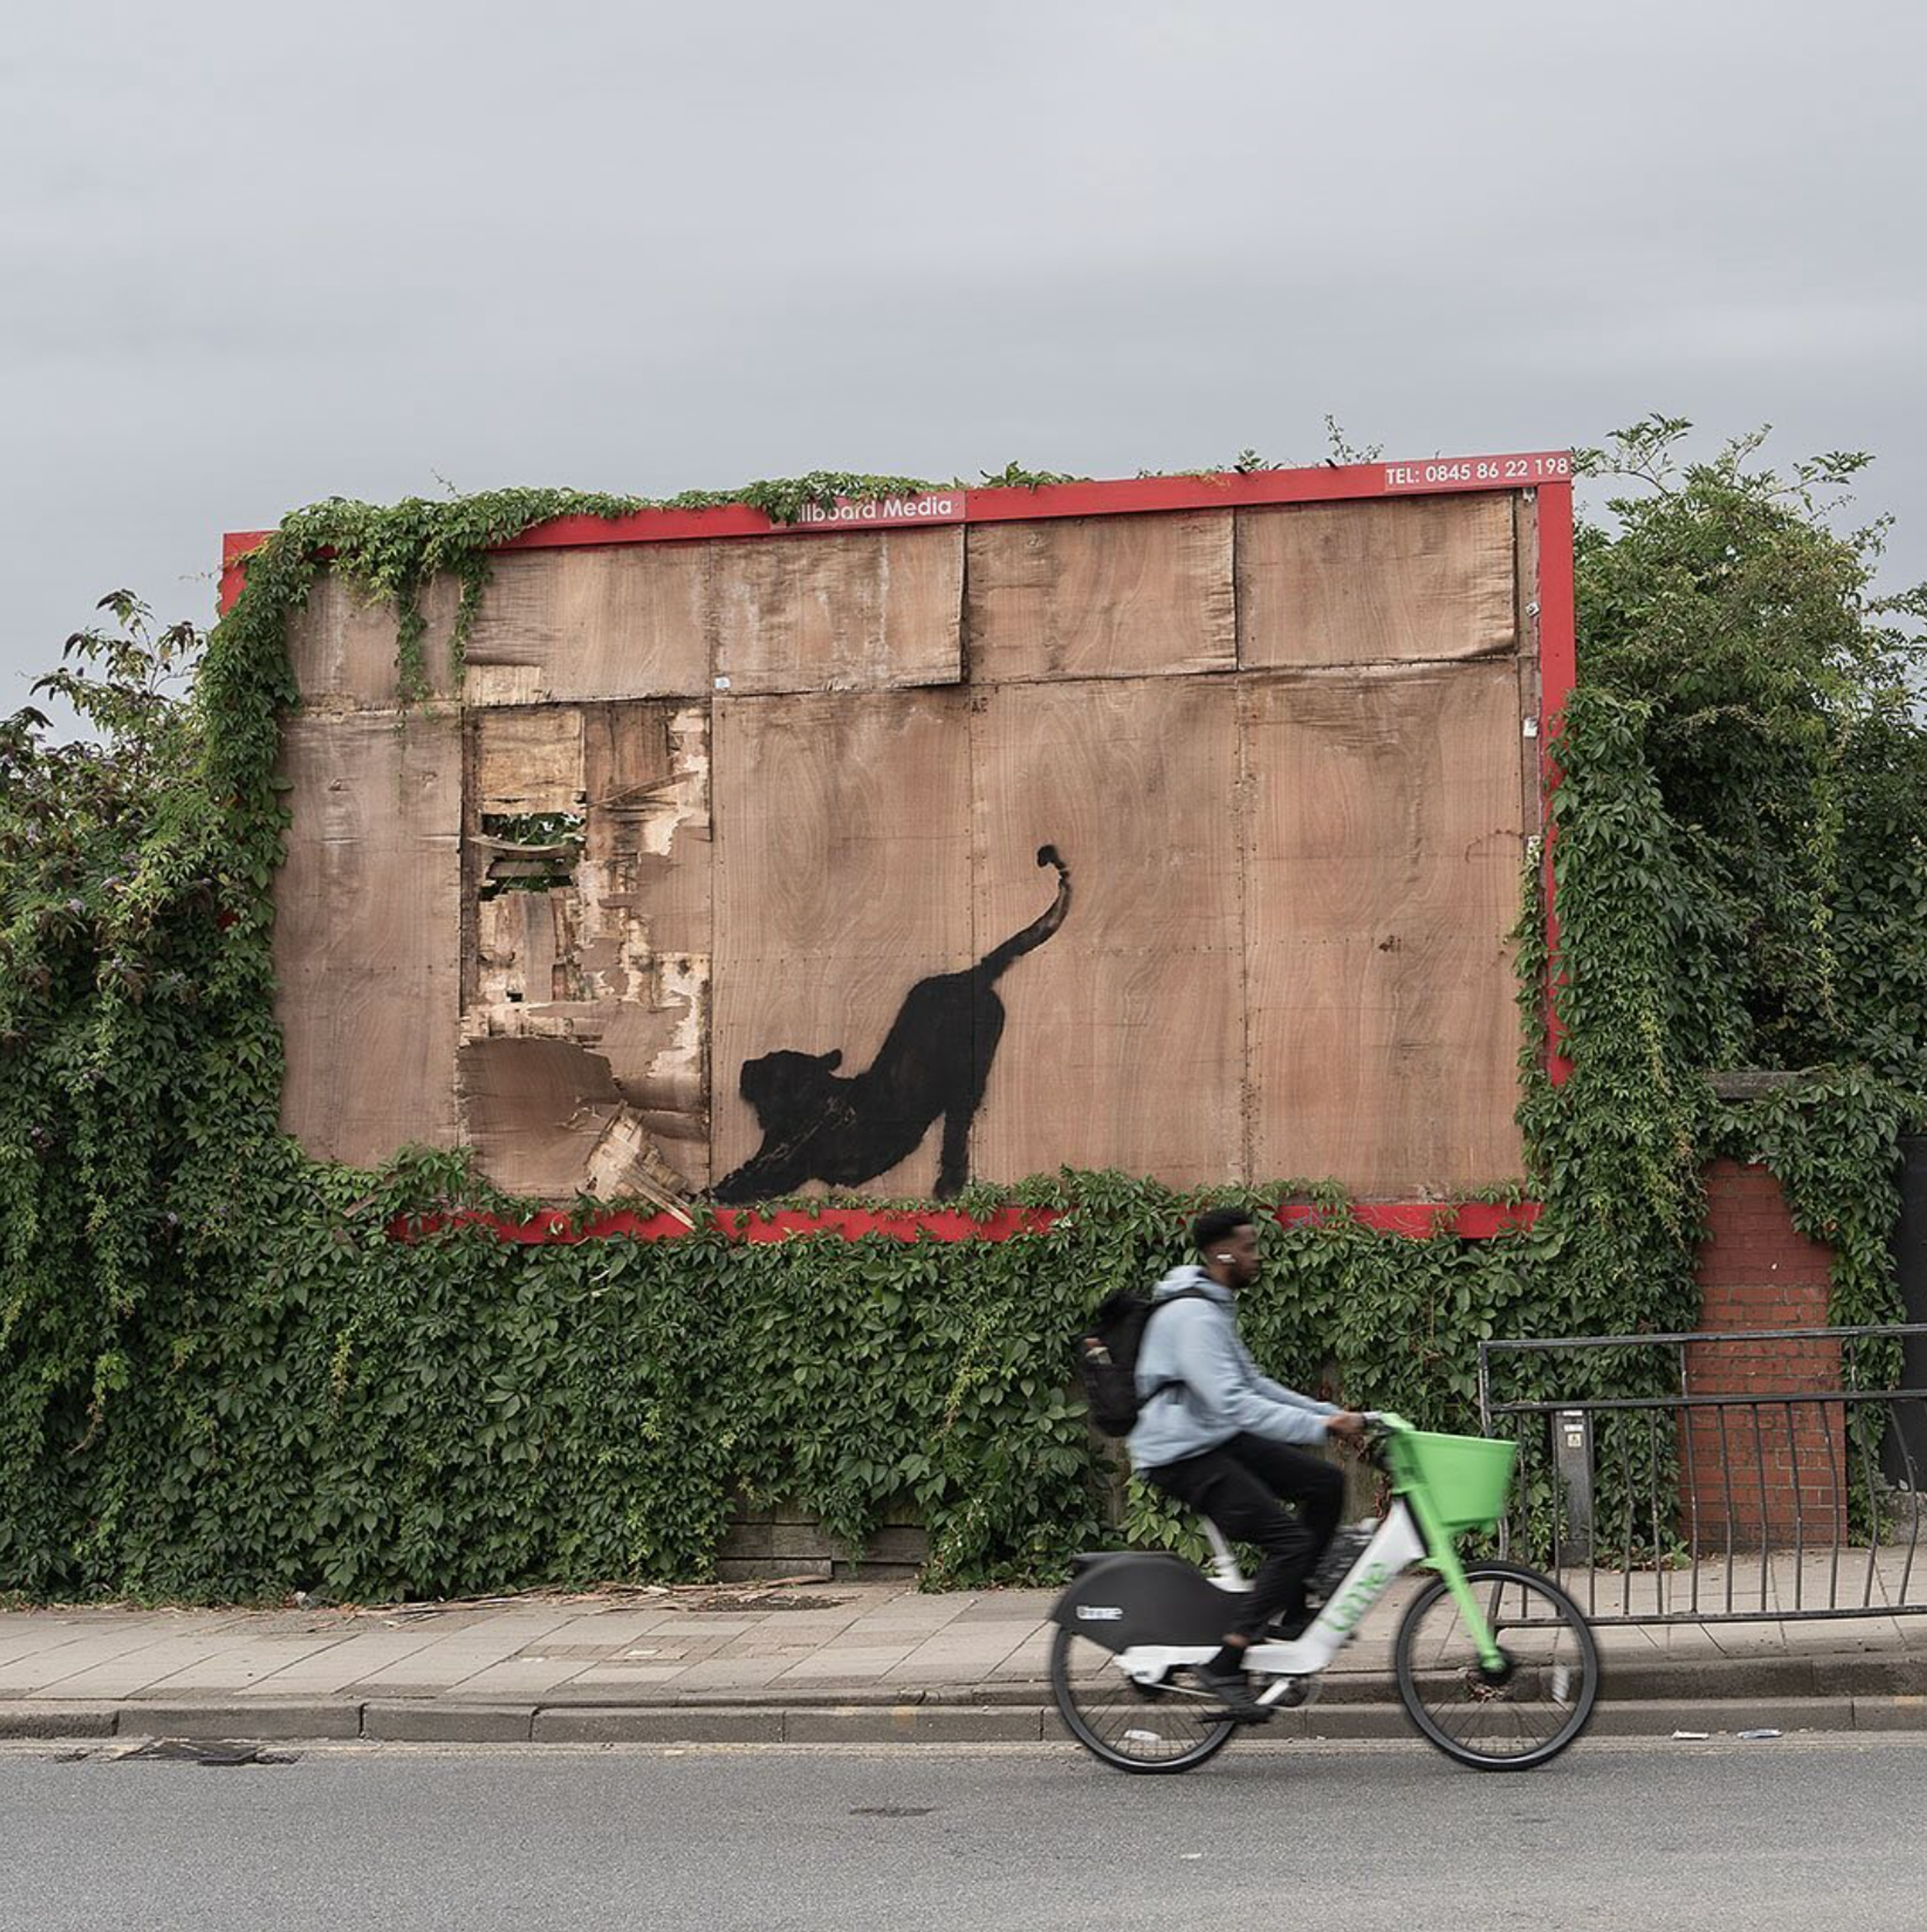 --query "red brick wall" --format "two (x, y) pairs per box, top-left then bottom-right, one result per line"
(1680, 1160), (1845, 1543)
